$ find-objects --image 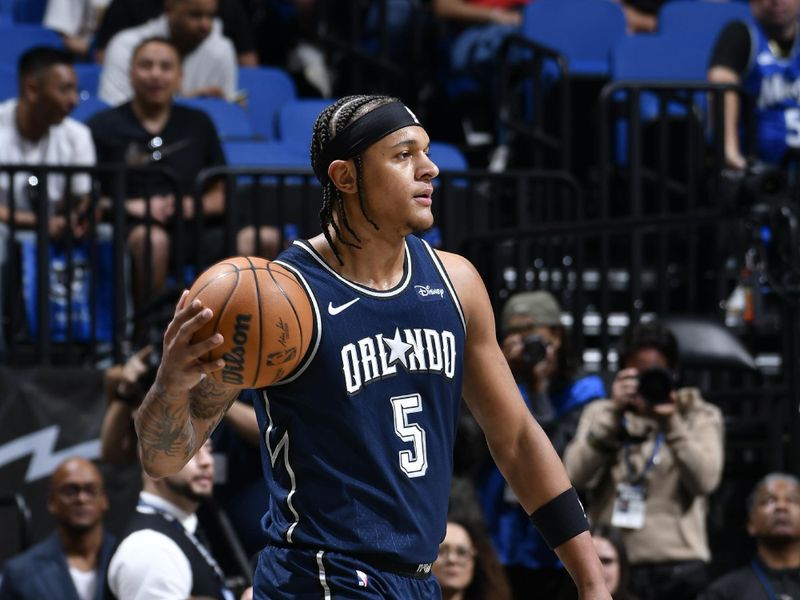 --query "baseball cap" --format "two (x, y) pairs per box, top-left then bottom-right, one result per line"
(500, 291), (563, 335)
